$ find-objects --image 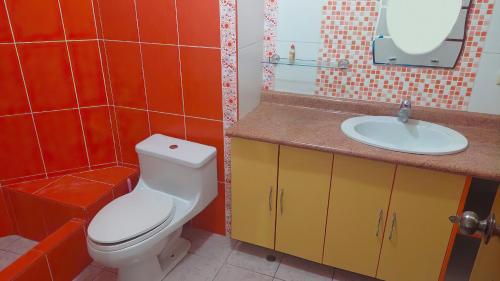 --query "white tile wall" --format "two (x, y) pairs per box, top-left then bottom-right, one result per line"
(238, 42), (264, 118)
(237, 0), (265, 49)
(469, 2), (500, 115)
(237, 0), (265, 119)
